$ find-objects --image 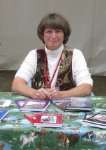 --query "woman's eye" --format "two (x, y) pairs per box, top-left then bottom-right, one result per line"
(45, 30), (52, 34)
(48, 31), (52, 33)
(44, 29), (63, 34)
(55, 29), (63, 33)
